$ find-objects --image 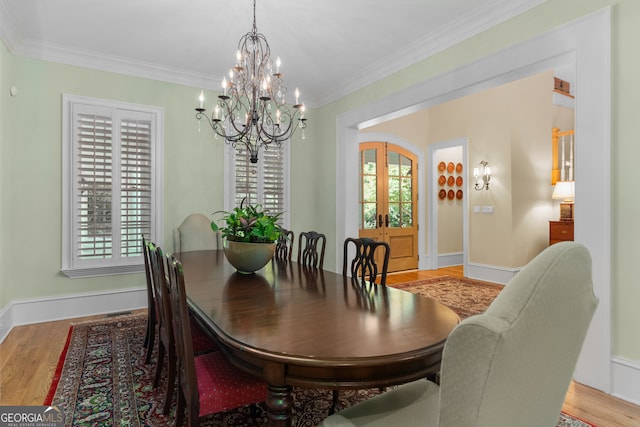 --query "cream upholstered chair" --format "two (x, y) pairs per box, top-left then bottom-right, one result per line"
(320, 242), (598, 427)
(173, 213), (219, 253)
